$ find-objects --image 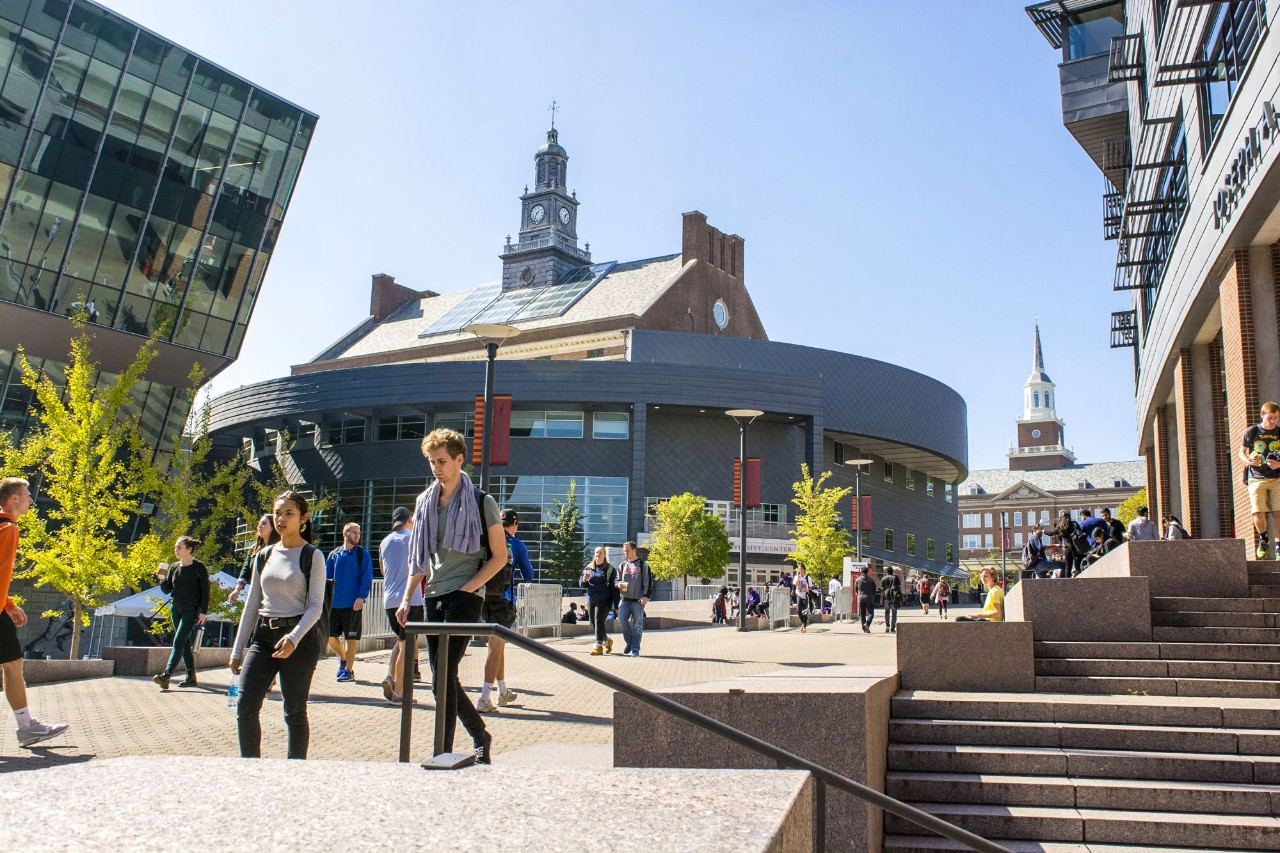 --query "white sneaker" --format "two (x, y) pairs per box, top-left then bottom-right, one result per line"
(476, 697), (499, 713)
(16, 719), (68, 748)
(497, 688), (518, 707)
